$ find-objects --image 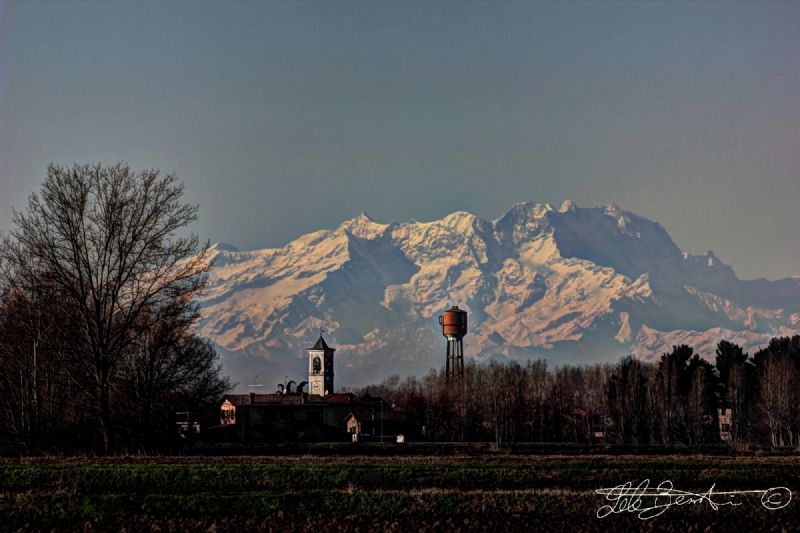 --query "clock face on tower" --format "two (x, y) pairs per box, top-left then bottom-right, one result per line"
(312, 356), (321, 374)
